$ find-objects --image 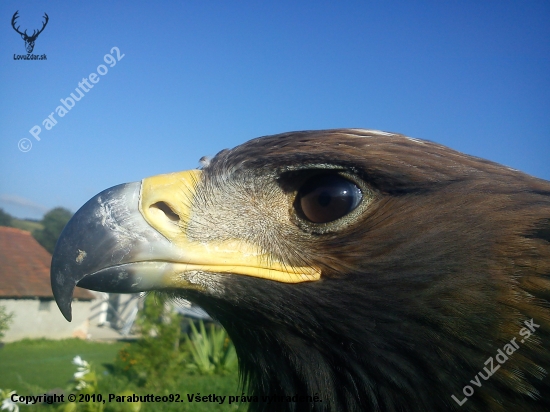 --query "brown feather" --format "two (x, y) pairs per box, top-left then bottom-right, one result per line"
(179, 129), (550, 411)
